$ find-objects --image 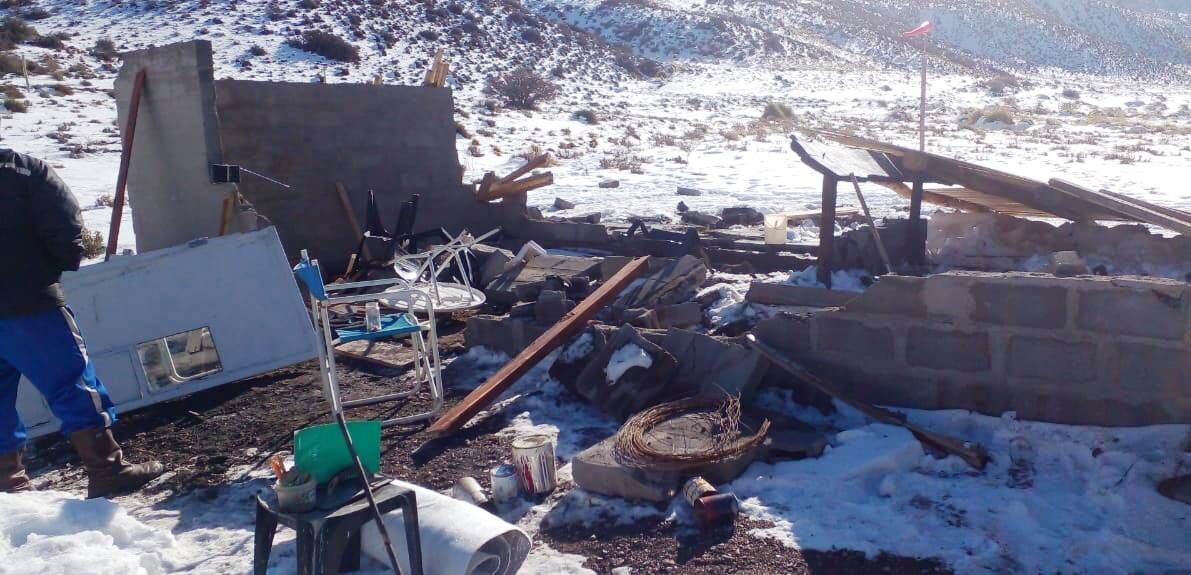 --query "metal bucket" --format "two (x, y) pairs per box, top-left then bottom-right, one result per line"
(682, 476), (717, 506)
(490, 464), (519, 503)
(511, 434), (557, 495)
